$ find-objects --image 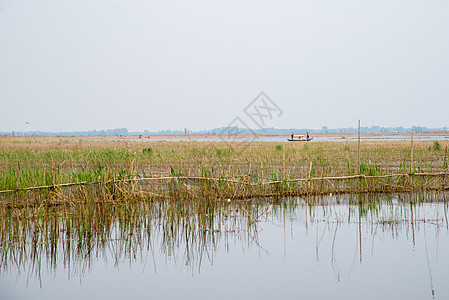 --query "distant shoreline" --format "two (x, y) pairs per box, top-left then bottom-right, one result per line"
(1, 131), (448, 142)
